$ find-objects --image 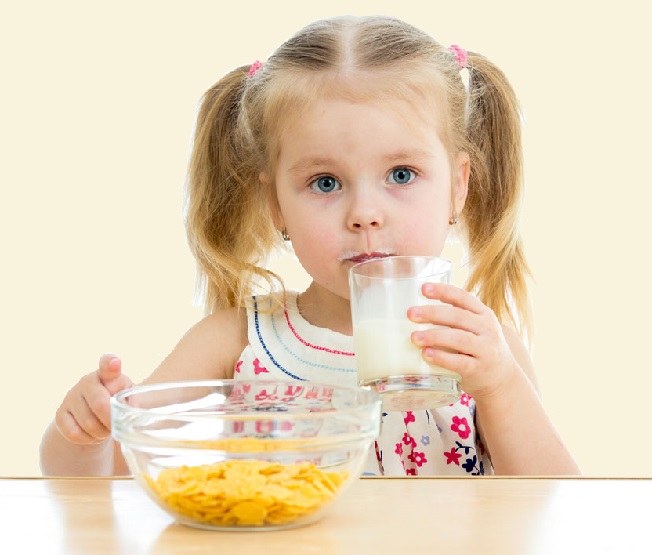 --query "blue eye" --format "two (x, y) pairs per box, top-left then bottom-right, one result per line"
(388, 167), (416, 185)
(310, 175), (341, 193)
